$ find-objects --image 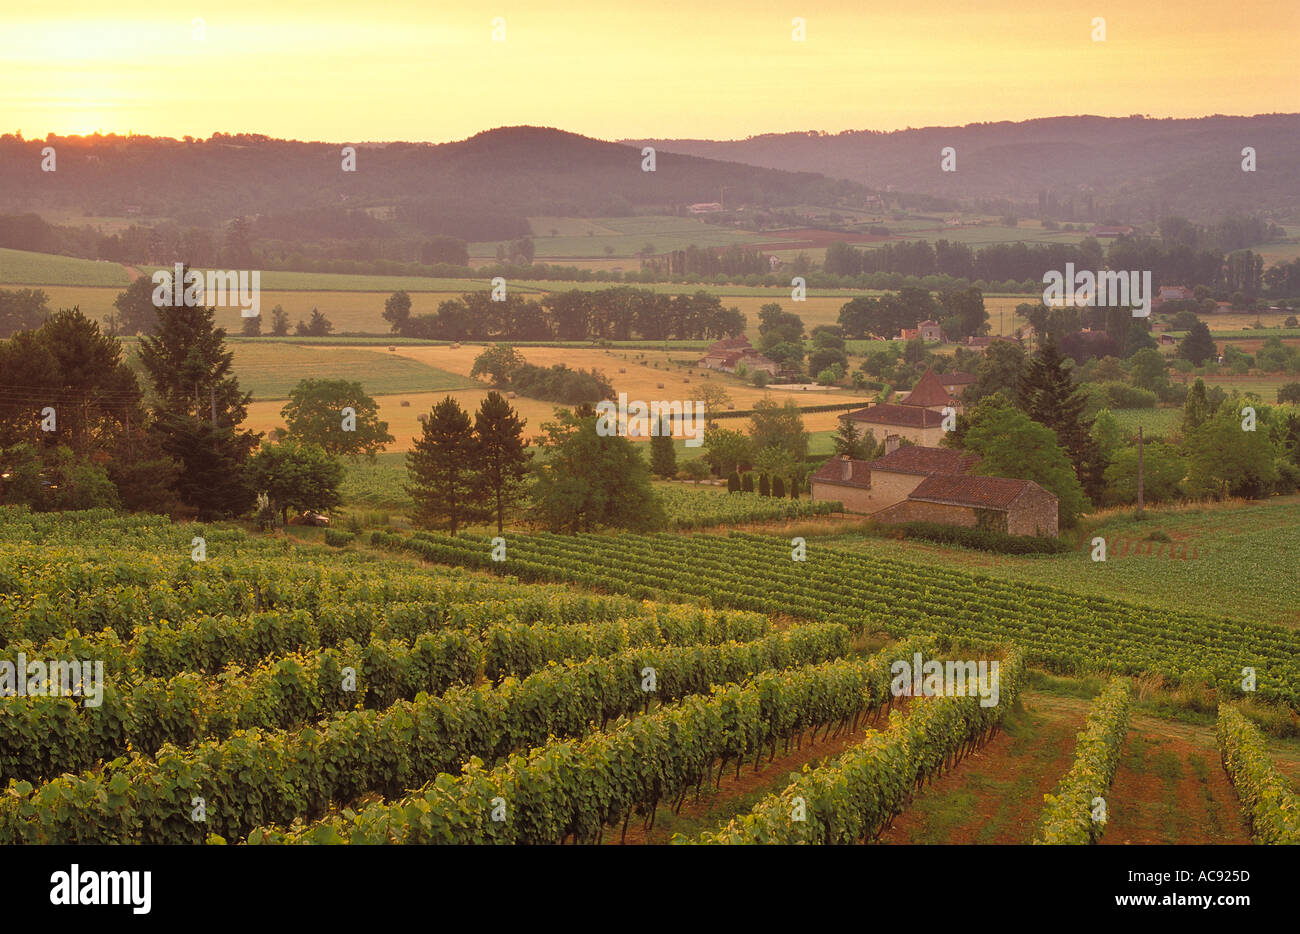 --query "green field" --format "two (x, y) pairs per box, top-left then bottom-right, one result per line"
(0, 248), (131, 287)
(484, 215), (768, 260)
(817, 497), (1300, 630)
